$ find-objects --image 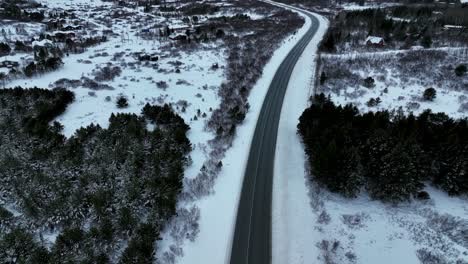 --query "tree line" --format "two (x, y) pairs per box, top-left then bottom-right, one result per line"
(0, 87), (191, 263)
(298, 94), (468, 203)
